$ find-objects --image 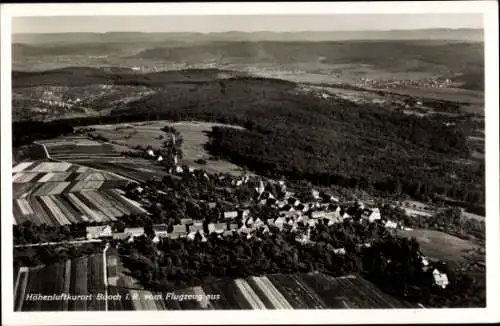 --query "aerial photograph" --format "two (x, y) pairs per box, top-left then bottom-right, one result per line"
(10, 12), (486, 312)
